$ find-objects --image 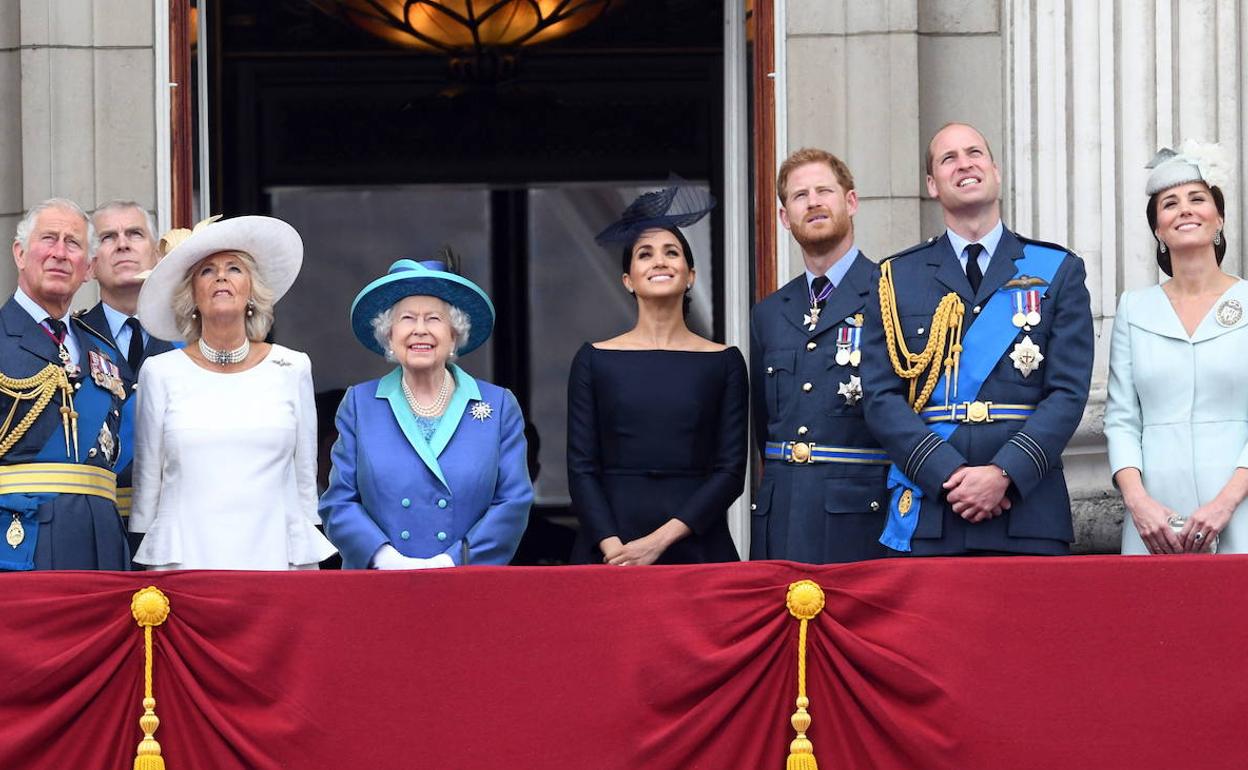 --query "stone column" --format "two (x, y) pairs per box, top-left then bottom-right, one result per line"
(1004, 0), (1247, 551)
(783, 0), (923, 273)
(1, 0), (159, 301)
